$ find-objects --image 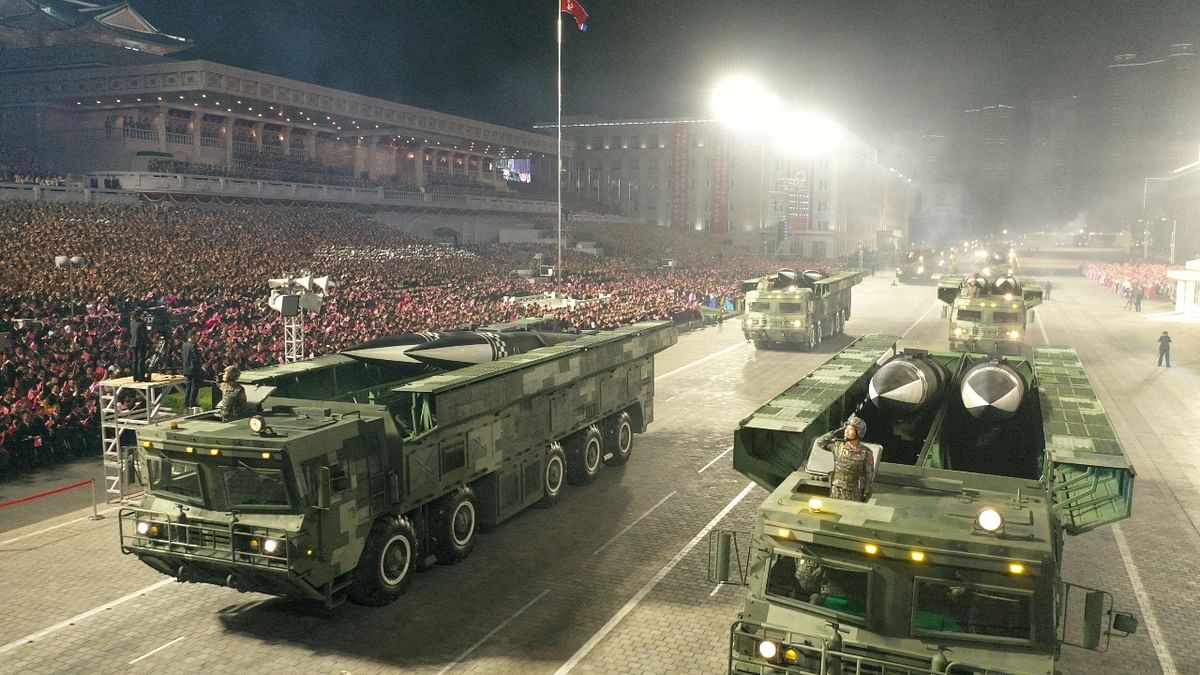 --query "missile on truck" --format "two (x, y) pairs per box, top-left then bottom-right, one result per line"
(119, 321), (677, 607)
(740, 268), (863, 350)
(712, 336), (1138, 674)
(938, 253), (1043, 355)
